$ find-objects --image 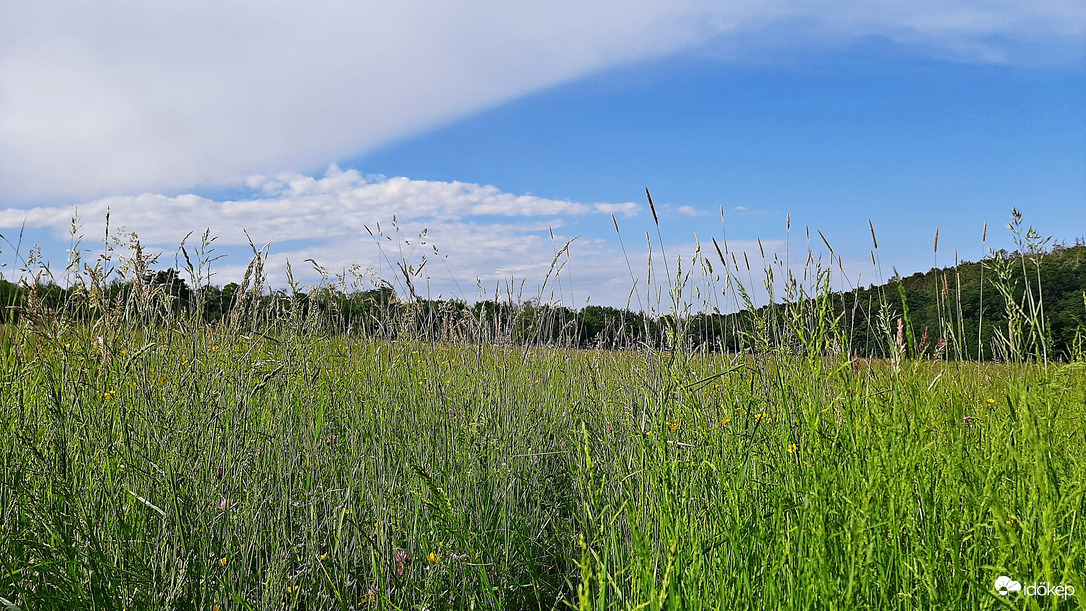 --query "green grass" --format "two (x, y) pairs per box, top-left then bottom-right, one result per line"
(1, 319), (1083, 609)
(1, 212), (1084, 609)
